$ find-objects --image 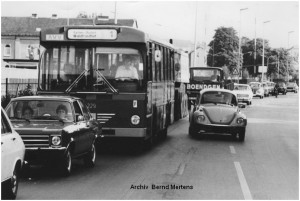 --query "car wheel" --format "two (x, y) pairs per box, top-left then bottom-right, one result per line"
(238, 128), (246, 142)
(189, 125), (197, 138)
(84, 144), (96, 168)
(61, 150), (72, 176)
(247, 101), (250, 105)
(2, 165), (20, 200)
